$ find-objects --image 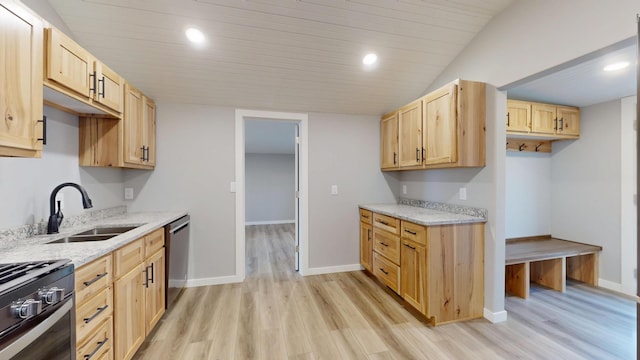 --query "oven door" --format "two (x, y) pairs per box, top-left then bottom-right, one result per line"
(0, 298), (75, 360)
